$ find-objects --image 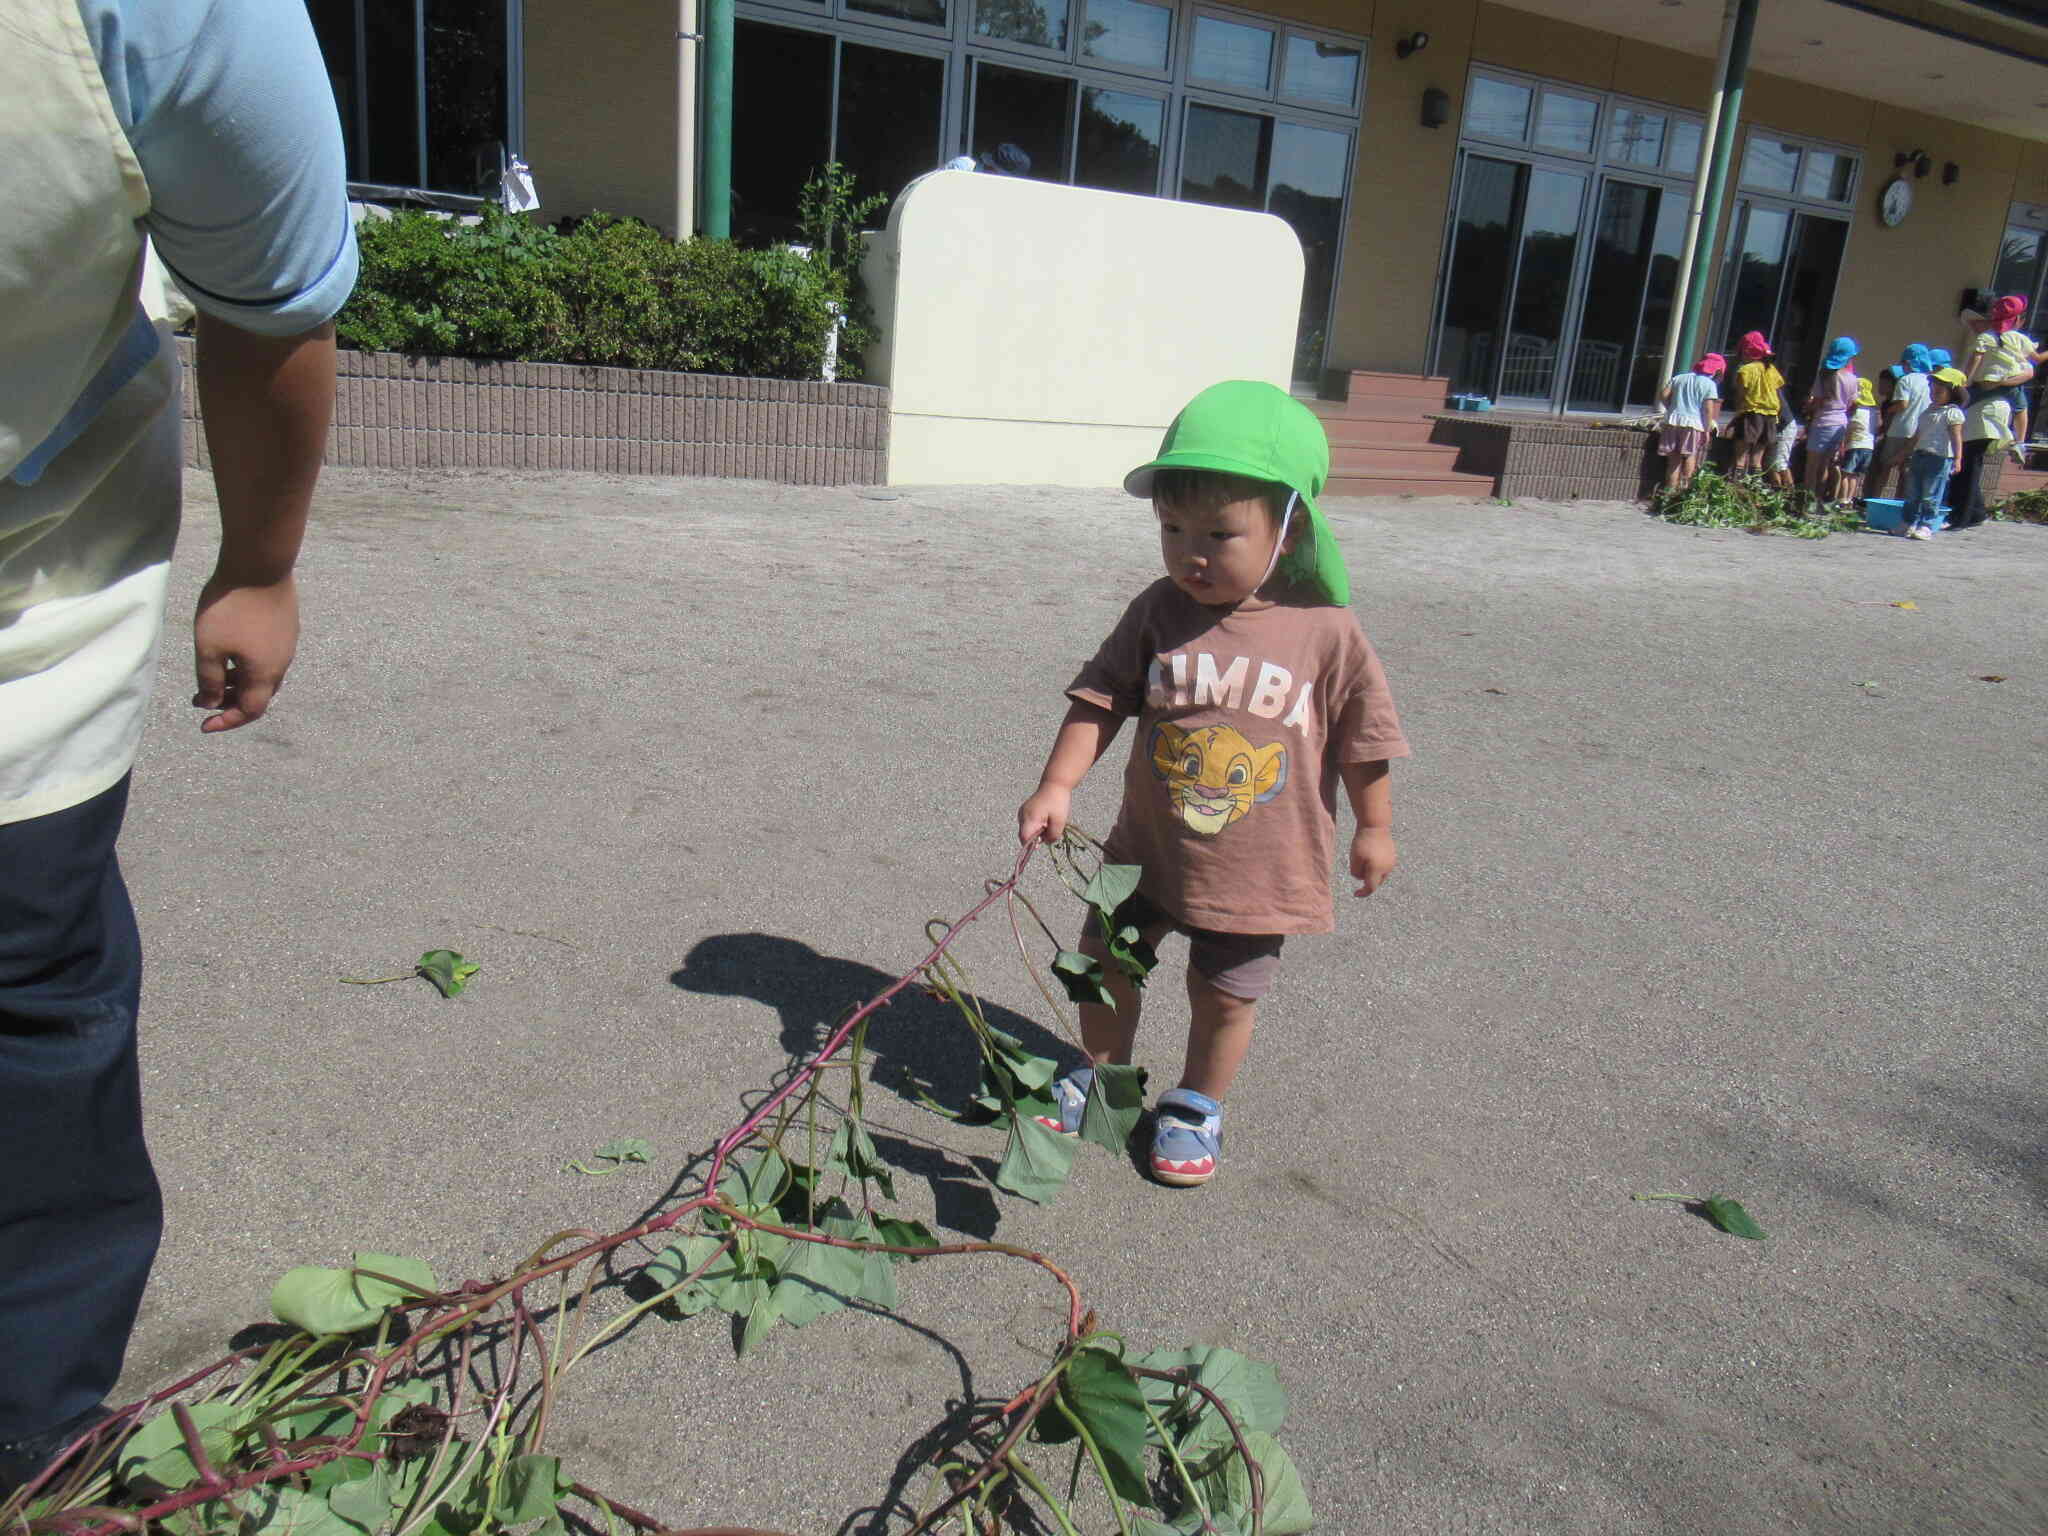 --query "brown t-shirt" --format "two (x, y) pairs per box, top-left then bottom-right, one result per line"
(1068, 580), (1409, 935)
